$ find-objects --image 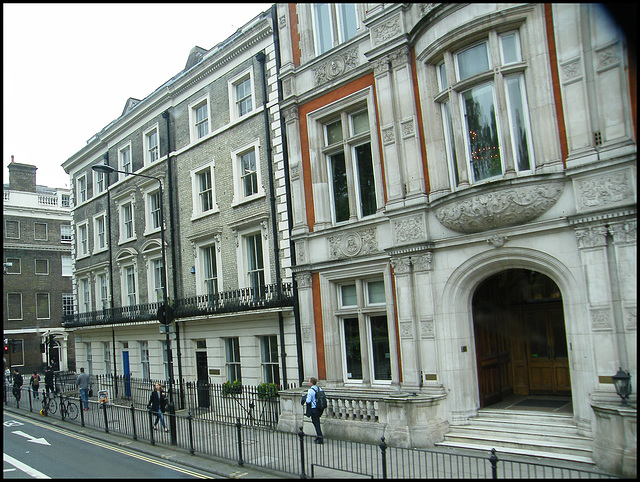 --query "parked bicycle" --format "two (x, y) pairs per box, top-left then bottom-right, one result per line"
(40, 393), (78, 420)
